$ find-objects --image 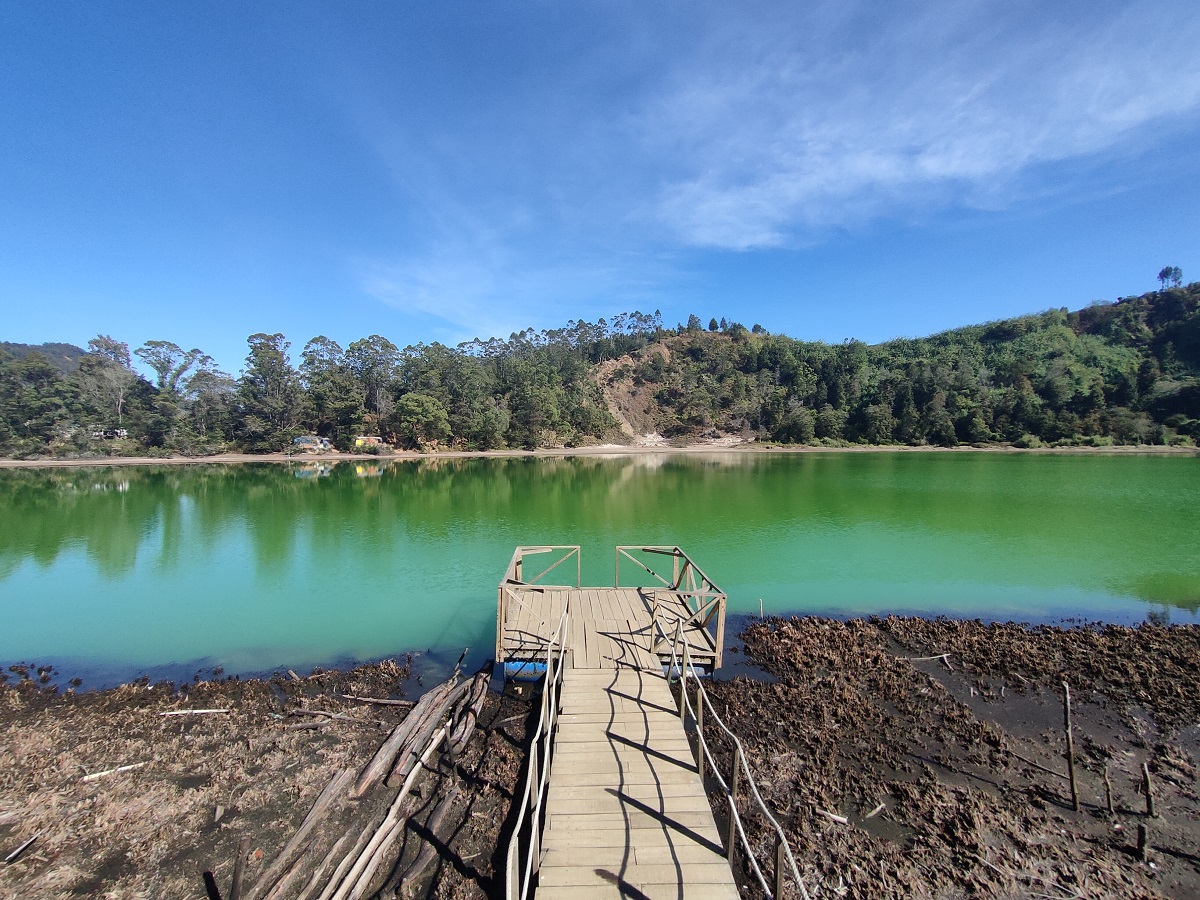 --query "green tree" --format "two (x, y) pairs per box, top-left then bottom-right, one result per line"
(134, 341), (209, 395)
(236, 333), (304, 451)
(77, 335), (139, 425)
(391, 392), (451, 448)
(345, 335), (400, 428)
(301, 336), (364, 447)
